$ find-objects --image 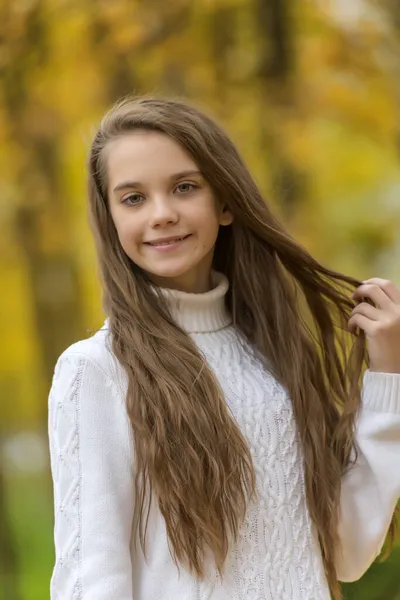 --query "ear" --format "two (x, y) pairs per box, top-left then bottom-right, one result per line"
(219, 204), (234, 226)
